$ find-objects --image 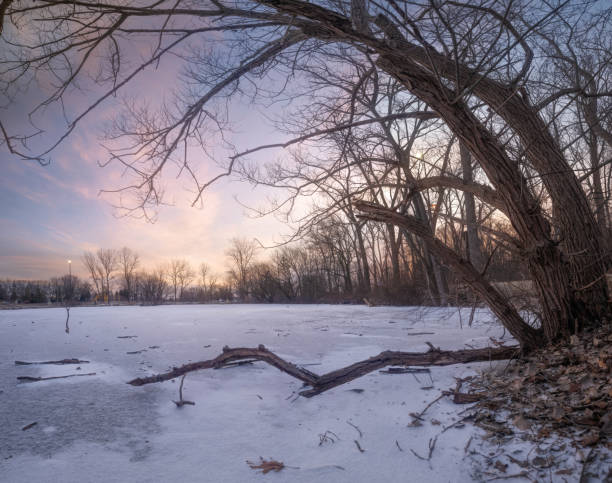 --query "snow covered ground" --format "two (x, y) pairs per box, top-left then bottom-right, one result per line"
(0, 304), (512, 482)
